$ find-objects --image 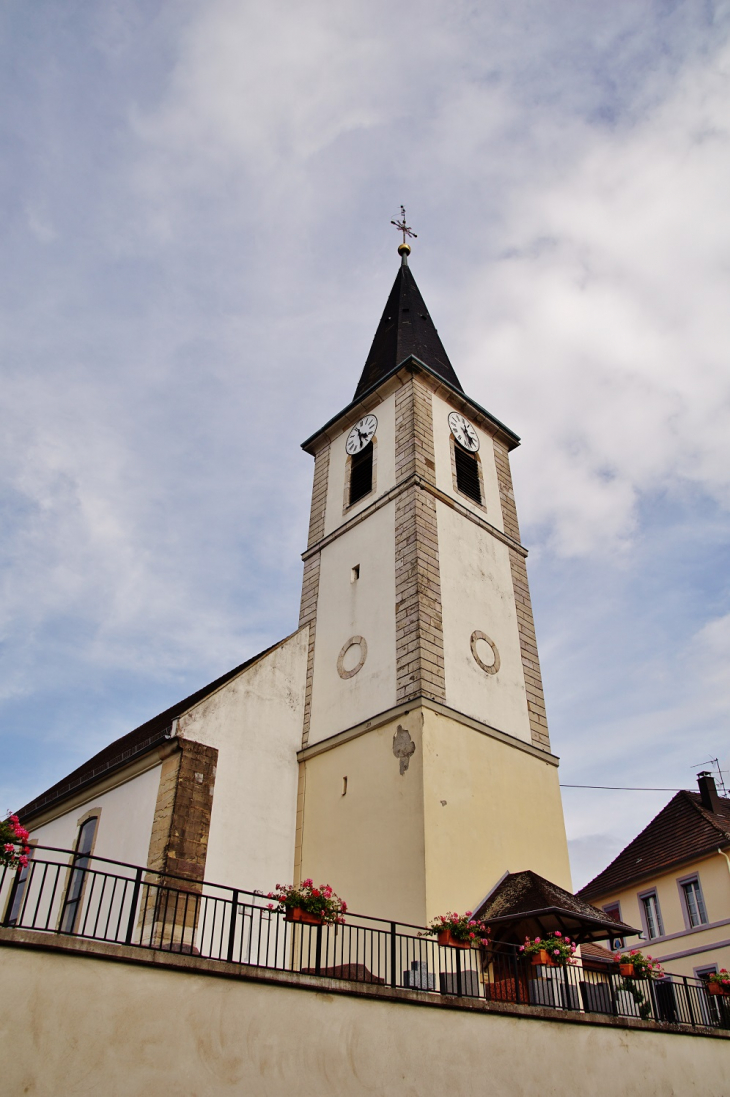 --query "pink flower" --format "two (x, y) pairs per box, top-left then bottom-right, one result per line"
(519, 945), (525, 951)
(554, 931), (562, 937)
(534, 937), (541, 944)
(267, 903), (274, 910)
(18, 855), (28, 867)
(3, 843), (13, 853)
